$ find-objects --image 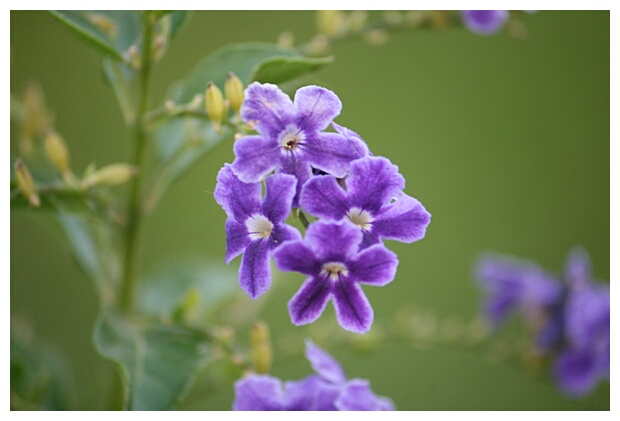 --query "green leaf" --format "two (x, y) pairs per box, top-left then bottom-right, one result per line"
(169, 11), (192, 38)
(11, 318), (76, 410)
(48, 11), (124, 61)
(93, 310), (214, 410)
(170, 42), (300, 104)
(137, 259), (240, 322)
(250, 55), (335, 84)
